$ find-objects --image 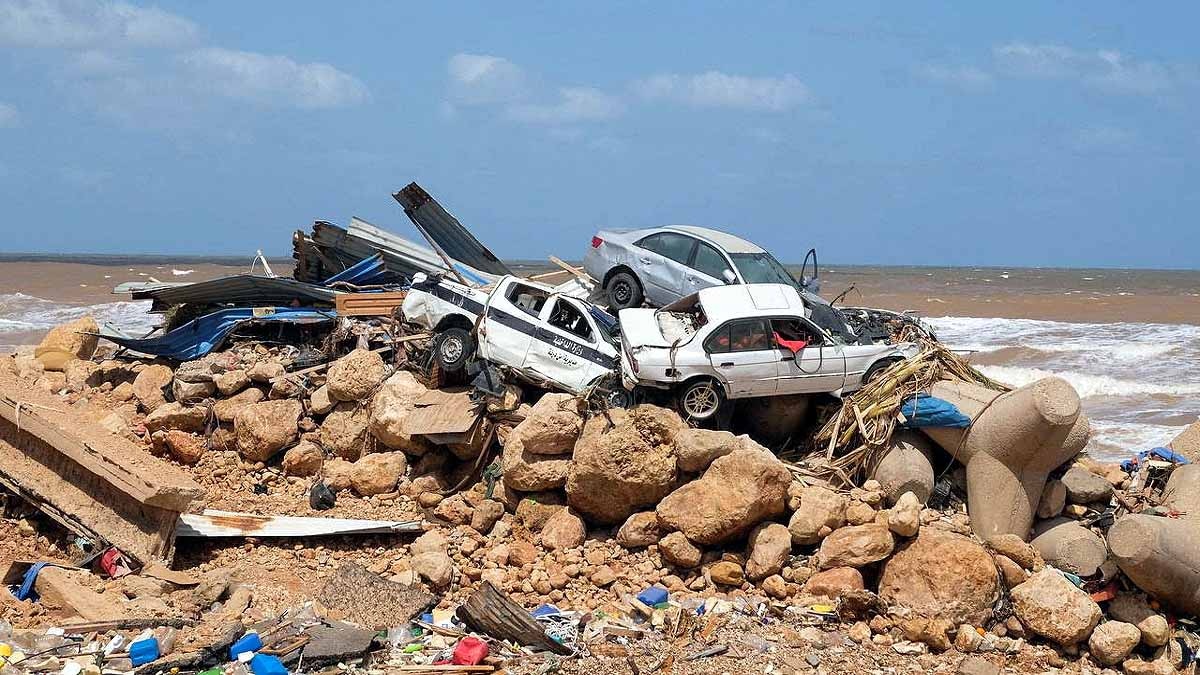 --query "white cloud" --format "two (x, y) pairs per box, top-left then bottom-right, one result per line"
(0, 0), (198, 48)
(447, 53), (526, 105)
(995, 43), (1176, 95)
(915, 64), (994, 92)
(634, 71), (810, 111)
(506, 87), (624, 124)
(179, 47), (369, 109)
(0, 102), (19, 127)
